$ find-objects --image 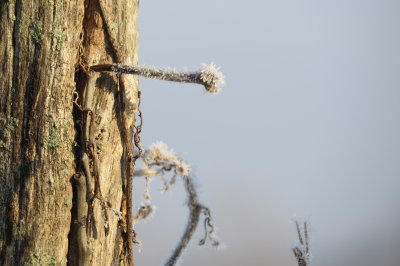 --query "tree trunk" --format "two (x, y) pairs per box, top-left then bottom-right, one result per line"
(0, 0), (139, 265)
